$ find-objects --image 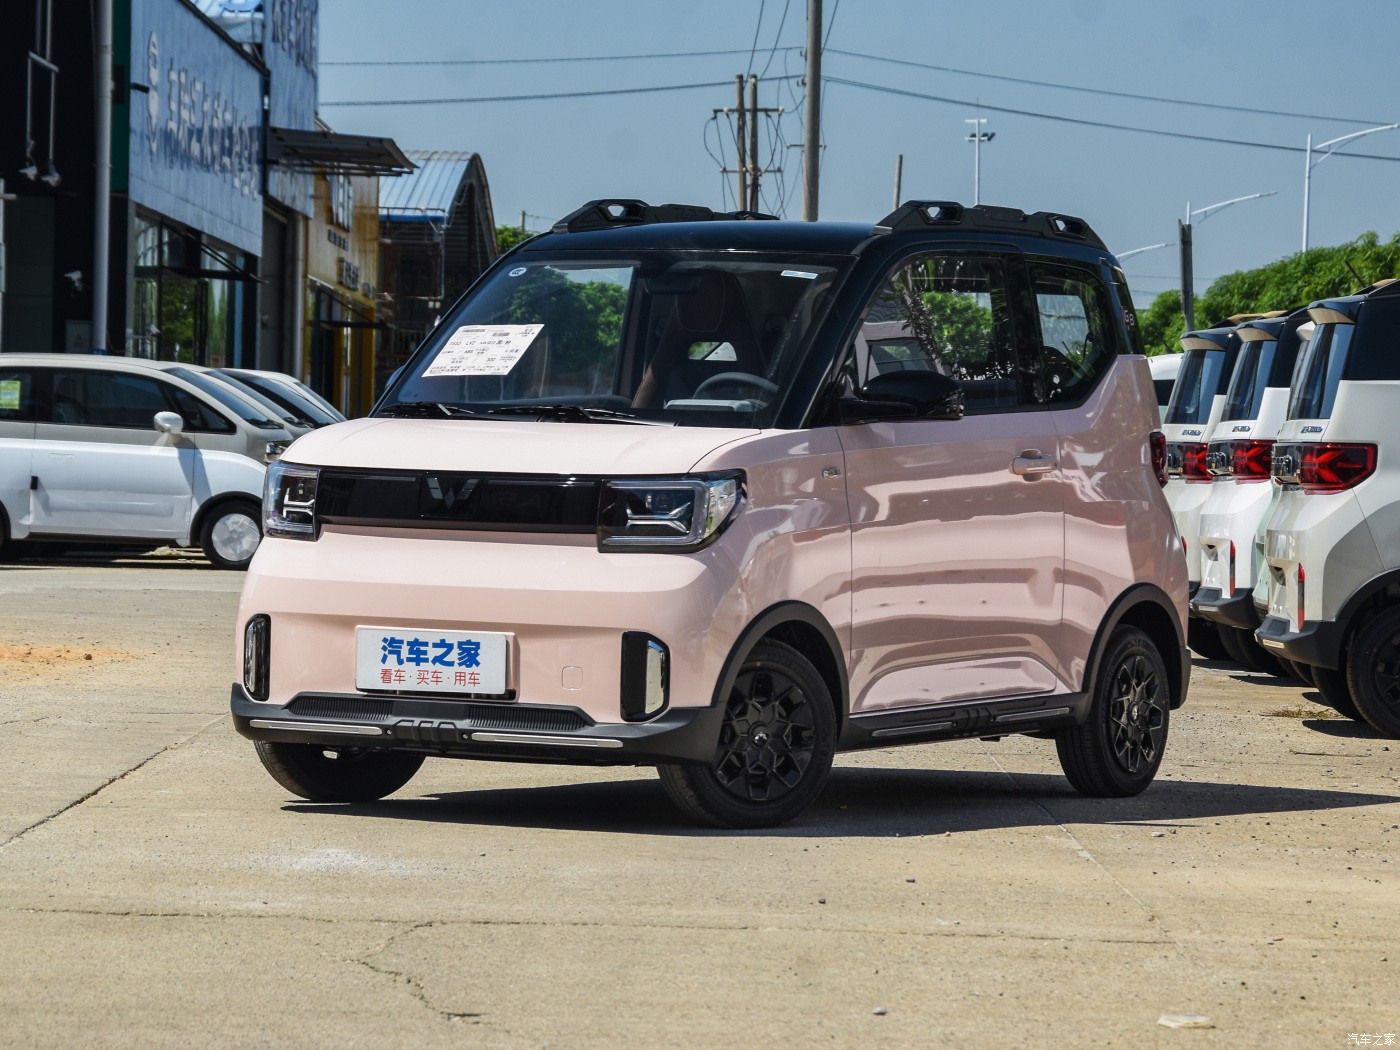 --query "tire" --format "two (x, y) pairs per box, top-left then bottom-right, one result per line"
(1187, 617), (1231, 661)
(657, 639), (836, 829)
(1290, 661), (1316, 688)
(200, 499), (263, 570)
(1313, 663), (1364, 722)
(1056, 626), (1170, 797)
(254, 740), (425, 802)
(1278, 658), (1313, 686)
(1344, 607), (1400, 737)
(1232, 627), (1289, 678)
(1217, 622), (1260, 670)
